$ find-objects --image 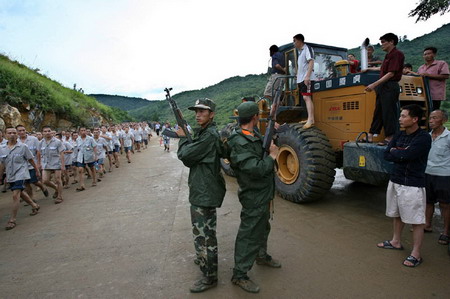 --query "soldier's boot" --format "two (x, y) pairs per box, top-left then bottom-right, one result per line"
(189, 276), (218, 293)
(232, 277), (260, 293)
(255, 255), (282, 268)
